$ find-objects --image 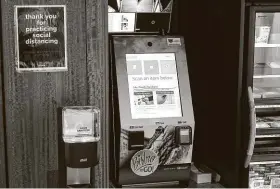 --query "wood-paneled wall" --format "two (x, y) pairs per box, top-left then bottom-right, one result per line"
(86, 0), (109, 187)
(0, 13), (7, 187)
(0, 0), (108, 187)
